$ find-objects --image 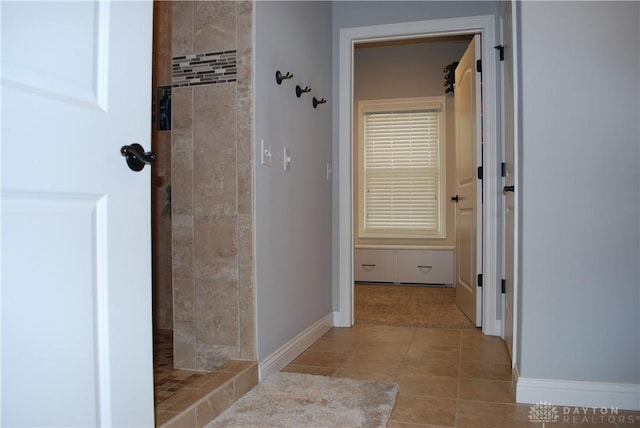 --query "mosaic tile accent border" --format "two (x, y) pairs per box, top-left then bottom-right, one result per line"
(172, 50), (237, 87)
